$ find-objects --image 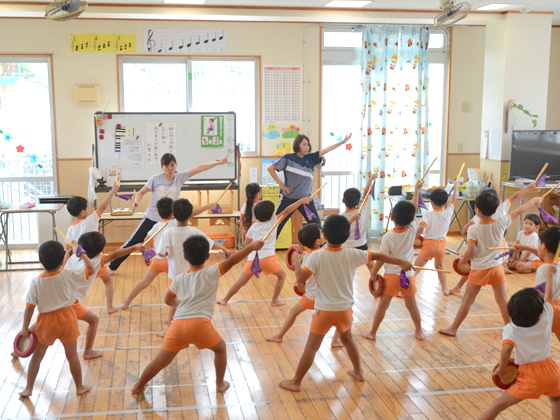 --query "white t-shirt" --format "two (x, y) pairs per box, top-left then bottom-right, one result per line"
(534, 262), (560, 301)
(168, 264), (224, 320)
(240, 200), (260, 230)
(25, 269), (90, 313)
(302, 247), (372, 311)
(516, 231), (540, 261)
(380, 219), (418, 277)
(420, 204), (454, 240)
(66, 210), (100, 244)
(157, 226), (214, 280)
(246, 215), (279, 261)
(147, 218), (177, 259)
(471, 198), (511, 224)
(467, 215), (512, 270)
(502, 301), (553, 365)
(341, 208), (367, 248)
(64, 255), (105, 300)
(144, 171), (190, 221)
(302, 250), (318, 301)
